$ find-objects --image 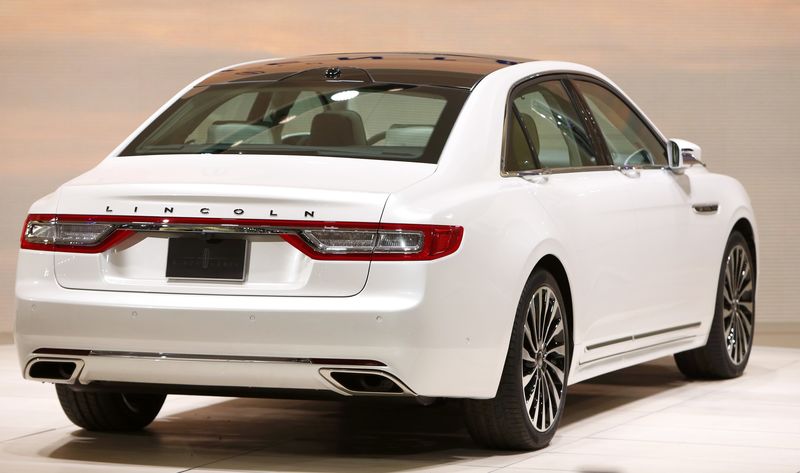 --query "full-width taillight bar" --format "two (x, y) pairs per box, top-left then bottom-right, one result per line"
(20, 214), (463, 261)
